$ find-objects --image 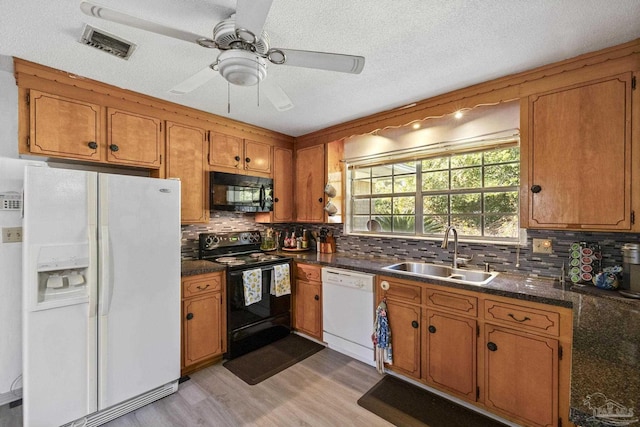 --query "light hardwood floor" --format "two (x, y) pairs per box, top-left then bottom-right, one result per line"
(1, 348), (393, 427)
